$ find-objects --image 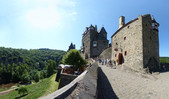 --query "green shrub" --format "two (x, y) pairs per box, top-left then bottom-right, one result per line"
(18, 87), (28, 96)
